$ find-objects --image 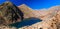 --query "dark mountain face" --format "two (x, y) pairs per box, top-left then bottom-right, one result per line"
(0, 1), (24, 25)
